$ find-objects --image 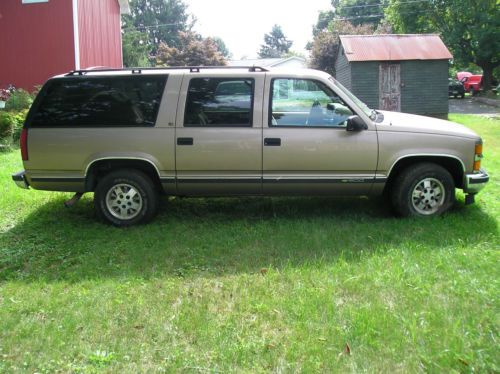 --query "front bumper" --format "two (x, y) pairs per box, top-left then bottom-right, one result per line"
(12, 170), (29, 189)
(463, 169), (489, 194)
